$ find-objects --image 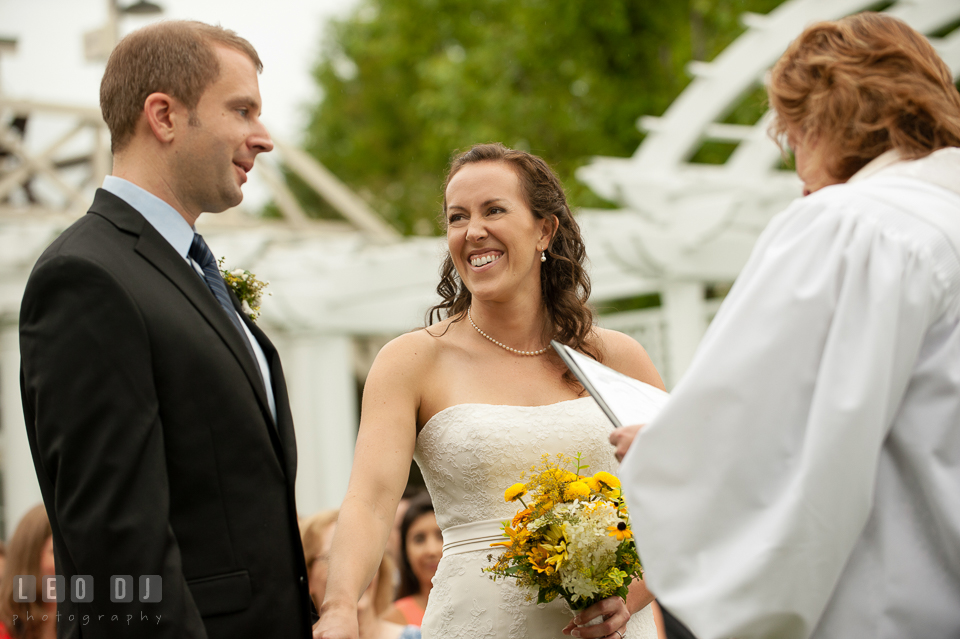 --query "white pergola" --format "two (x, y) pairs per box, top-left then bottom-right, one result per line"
(1, 0), (958, 535)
